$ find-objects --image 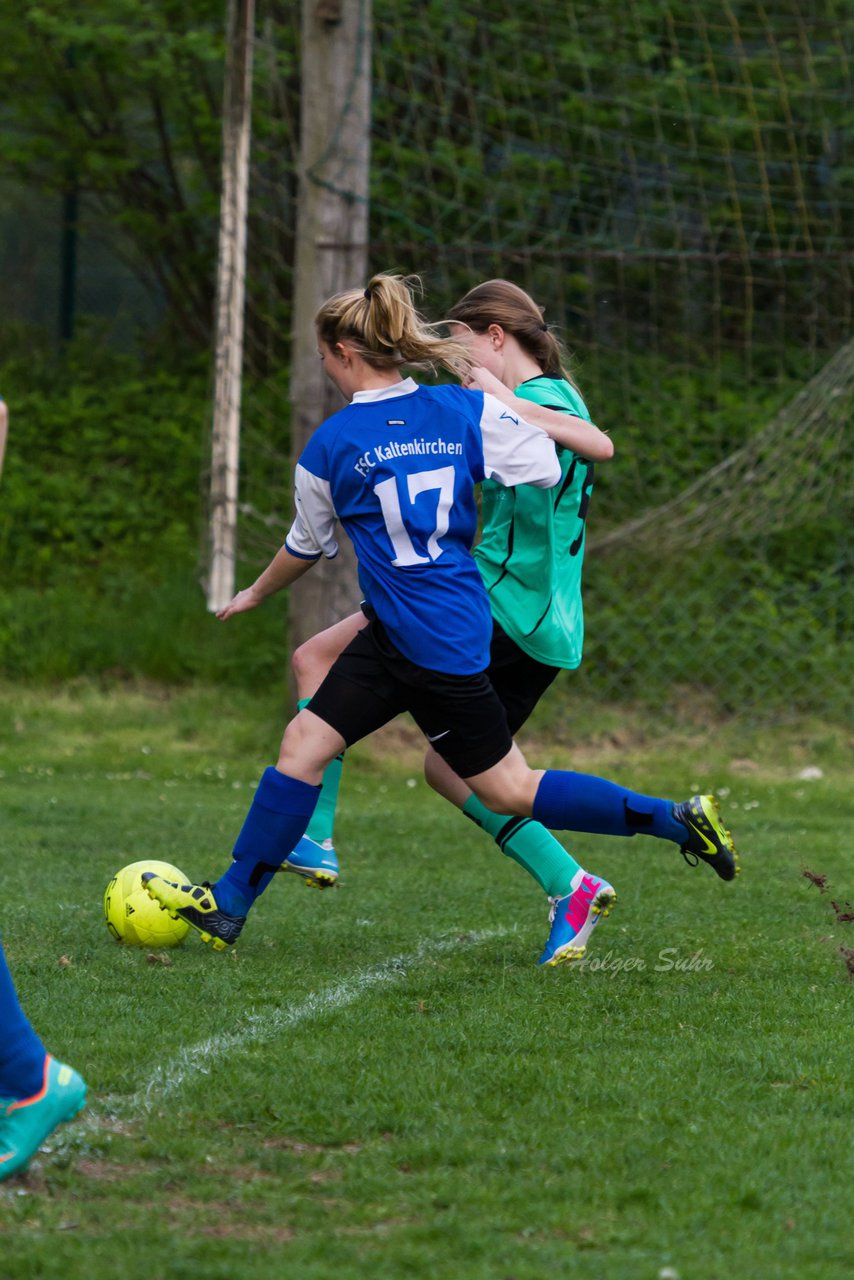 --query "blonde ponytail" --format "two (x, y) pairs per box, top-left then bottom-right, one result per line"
(316, 273), (471, 379)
